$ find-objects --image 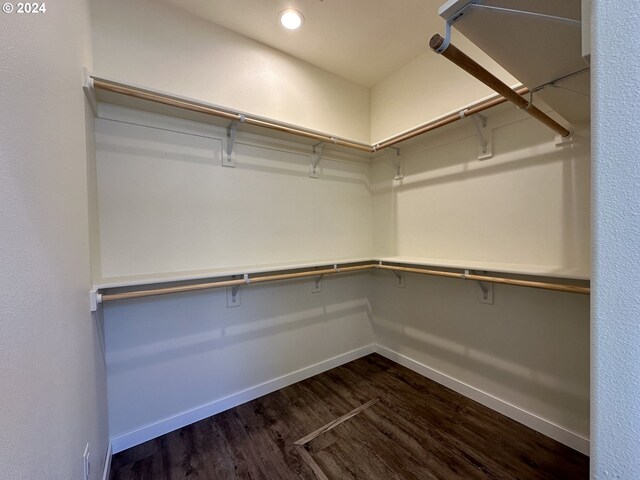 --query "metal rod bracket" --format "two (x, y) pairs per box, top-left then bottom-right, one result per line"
(309, 142), (326, 178)
(435, 0), (473, 54)
(311, 275), (323, 293)
(555, 131), (575, 147)
(82, 68), (98, 117)
(227, 285), (241, 307)
(90, 289), (102, 312)
(389, 269), (406, 288)
(224, 121), (239, 167)
(473, 271), (494, 304)
(387, 147), (403, 180)
(435, 19), (453, 54)
(470, 114), (493, 160)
